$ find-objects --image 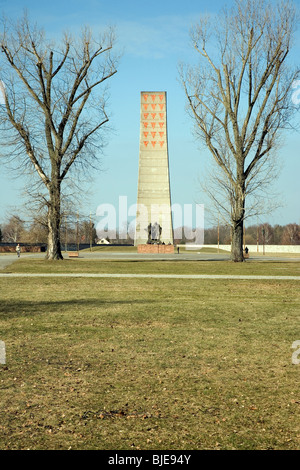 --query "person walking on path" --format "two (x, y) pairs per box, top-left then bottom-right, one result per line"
(16, 244), (21, 258)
